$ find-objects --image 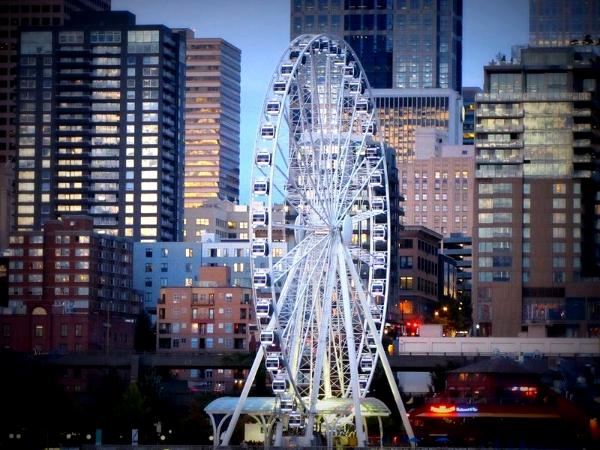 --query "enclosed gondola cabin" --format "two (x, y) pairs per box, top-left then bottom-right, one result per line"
(280, 63), (294, 76)
(370, 280), (385, 296)
(272, 376), (288, 394)
(273, 81), (287, 94)
(260, 330), (276, 346)
(255, 150), (272, 166)
(365, 145), (381, 161)
(360, 354), (374, 372)
(265, 354), (282, 372)
(253, 179), (270, 196)
(280, 396), (294, 413)
(369, 171), (383, 187)
(371, 197), (385, 213)
(253, 271), (270, 288)
(255, 299), (272, 318)
(252, 209), (269, 227)
(288, 413), (303, 428)
(266, 100), (281, 115)
(373, 225), (387, 241)
(252, 240), (269, 257)
(261, 125), (276, 139)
